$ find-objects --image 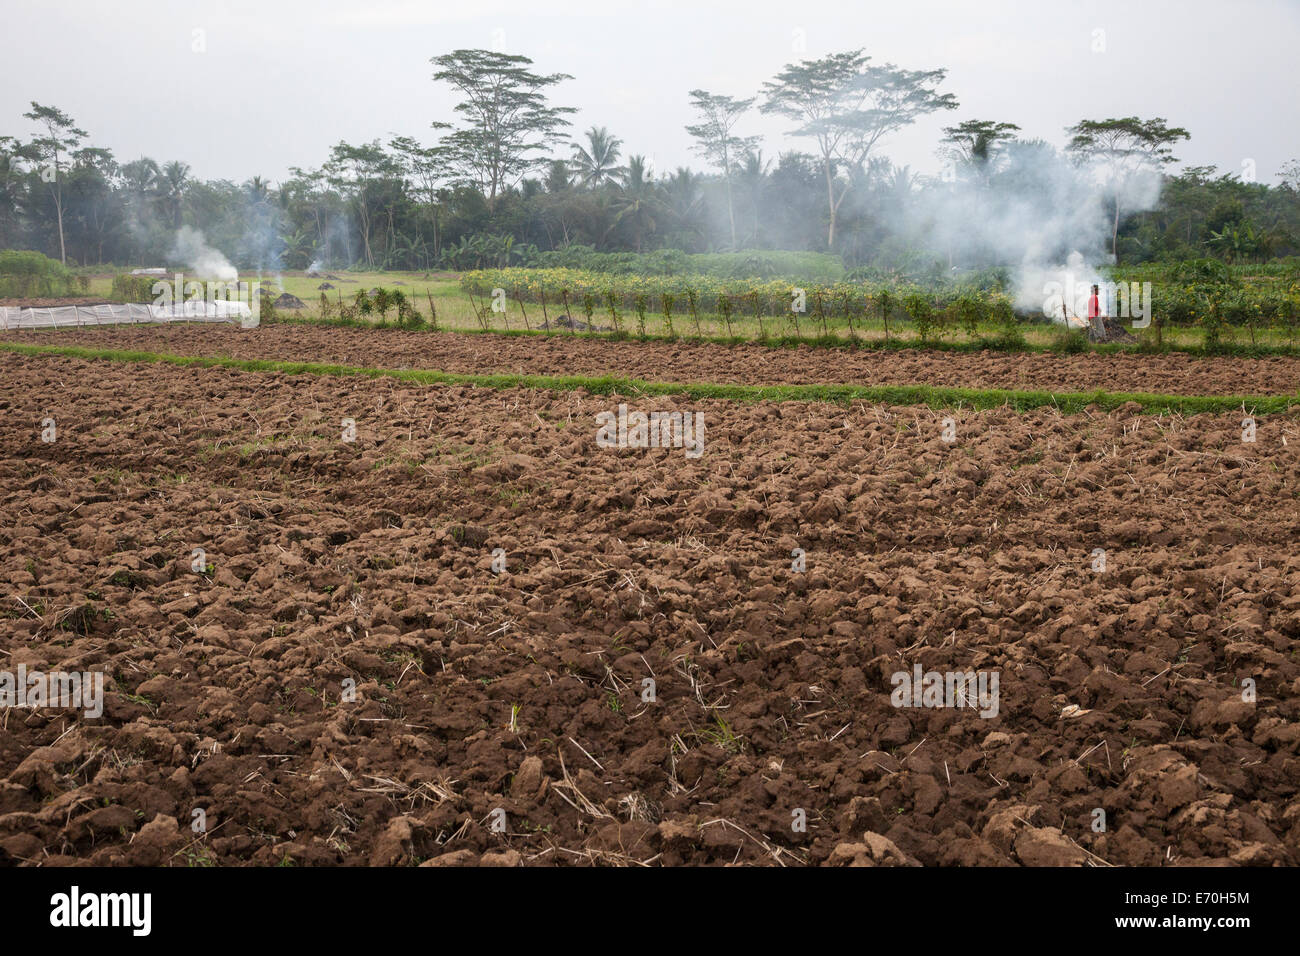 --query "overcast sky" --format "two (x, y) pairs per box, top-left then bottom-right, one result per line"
(5, 0), (1297, 186)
